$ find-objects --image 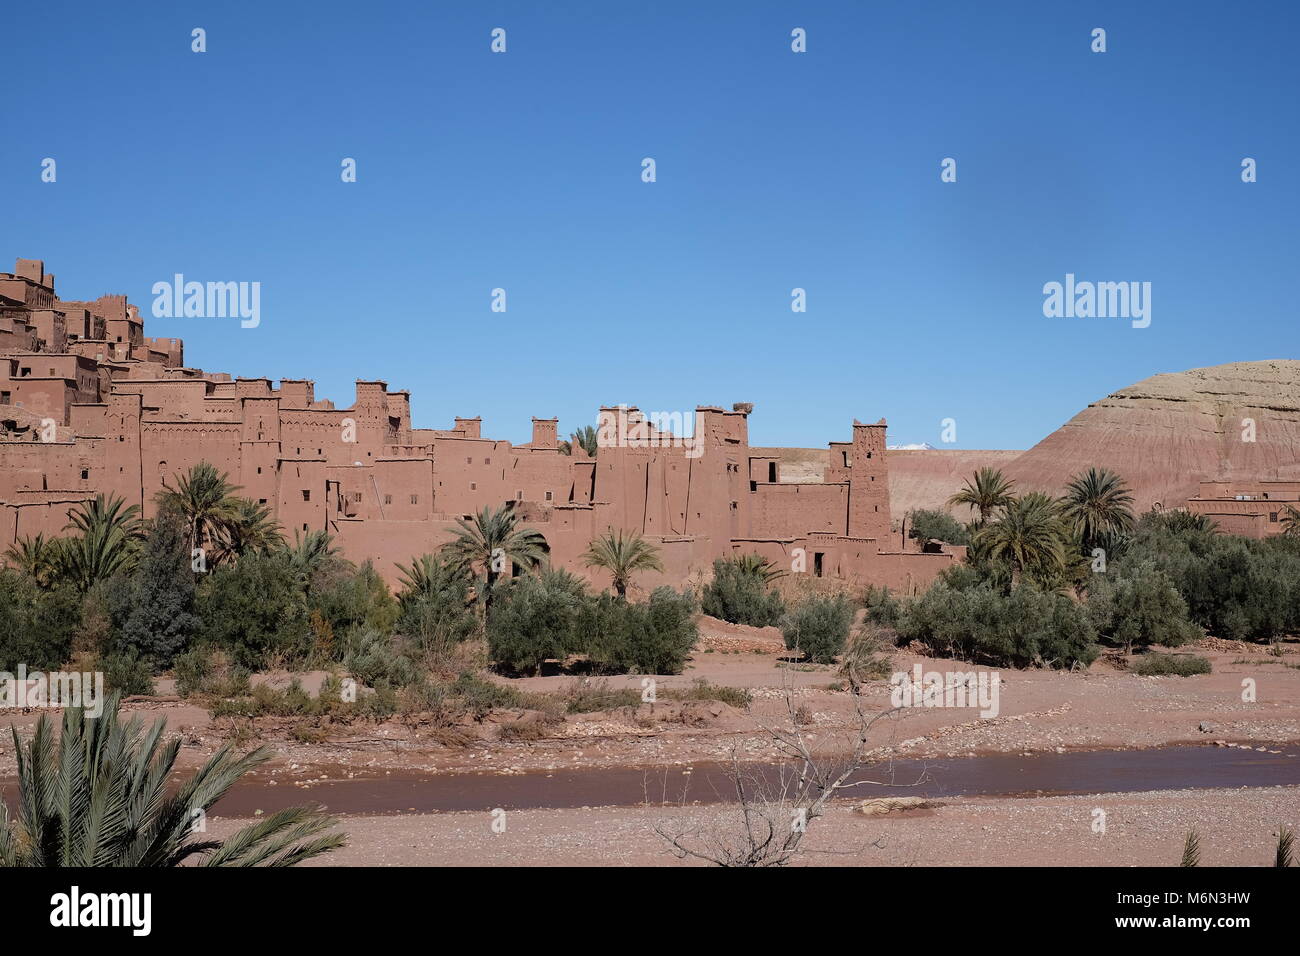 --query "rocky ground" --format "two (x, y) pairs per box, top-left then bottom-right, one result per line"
(204, 786), (1297, 867)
